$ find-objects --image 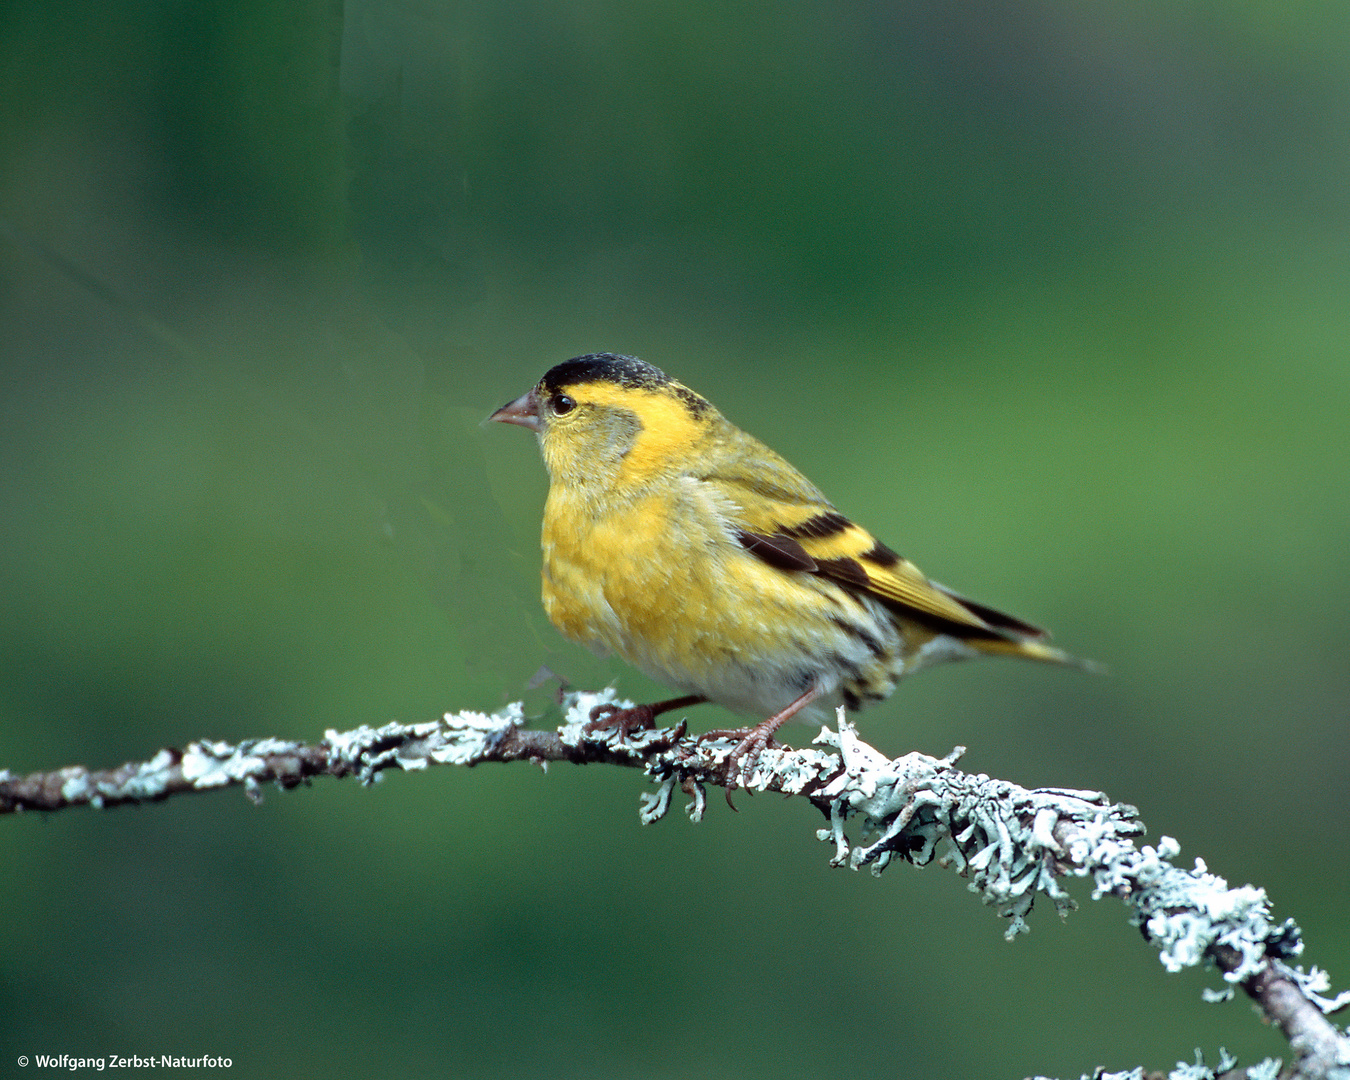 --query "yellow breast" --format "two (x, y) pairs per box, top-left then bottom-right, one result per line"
(541, 483), (730, 662)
